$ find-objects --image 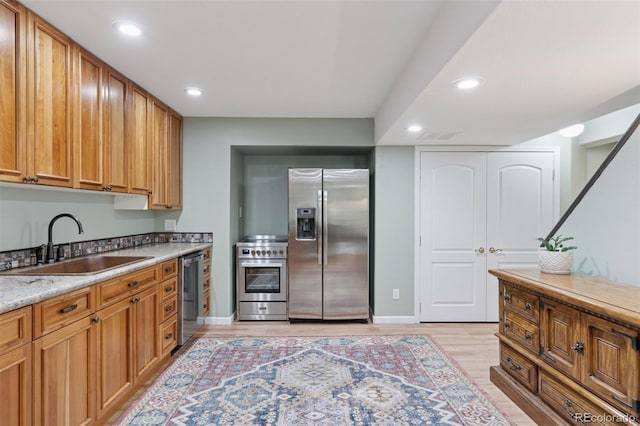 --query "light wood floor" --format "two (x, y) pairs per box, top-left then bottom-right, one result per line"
(108, 322), (535, 425)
